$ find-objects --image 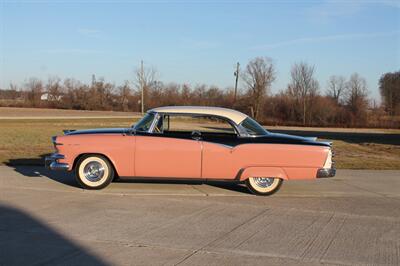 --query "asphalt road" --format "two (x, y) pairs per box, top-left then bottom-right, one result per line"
(0, 166), (399, 266)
